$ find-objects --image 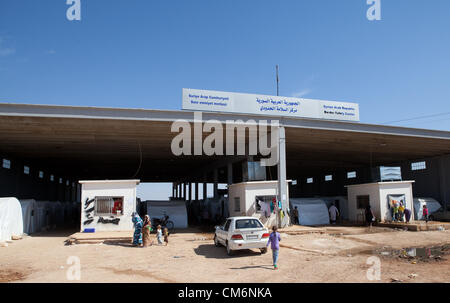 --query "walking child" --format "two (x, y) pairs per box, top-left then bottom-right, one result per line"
(423, 205), (429, 223)
(266, 226), (281, 270)
(163, 227), (169, 246)
(156, 225), (163, 245)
